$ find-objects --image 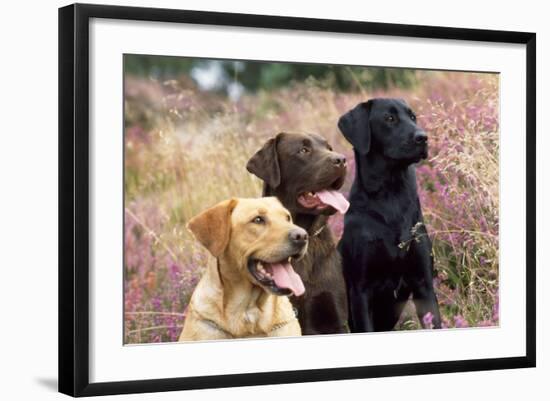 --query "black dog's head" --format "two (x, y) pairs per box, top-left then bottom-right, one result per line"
(246, 132), (349, 217)
(338, 98), (428, 165)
